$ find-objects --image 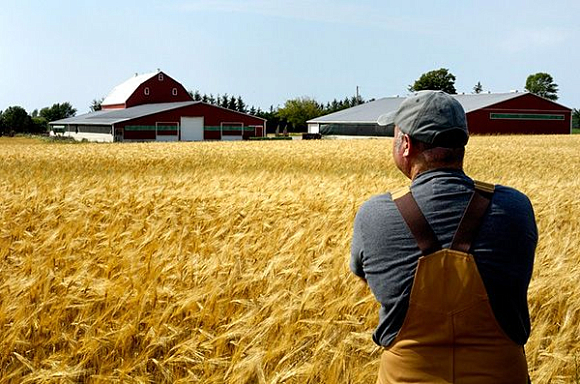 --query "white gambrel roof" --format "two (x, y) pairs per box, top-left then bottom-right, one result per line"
(308, 92), (570, 124)
(102, 71), (159, 106)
